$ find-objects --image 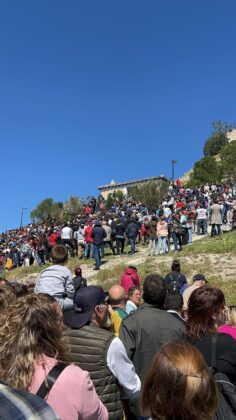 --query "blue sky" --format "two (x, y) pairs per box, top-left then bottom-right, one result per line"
(1, 0), (236, 231)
